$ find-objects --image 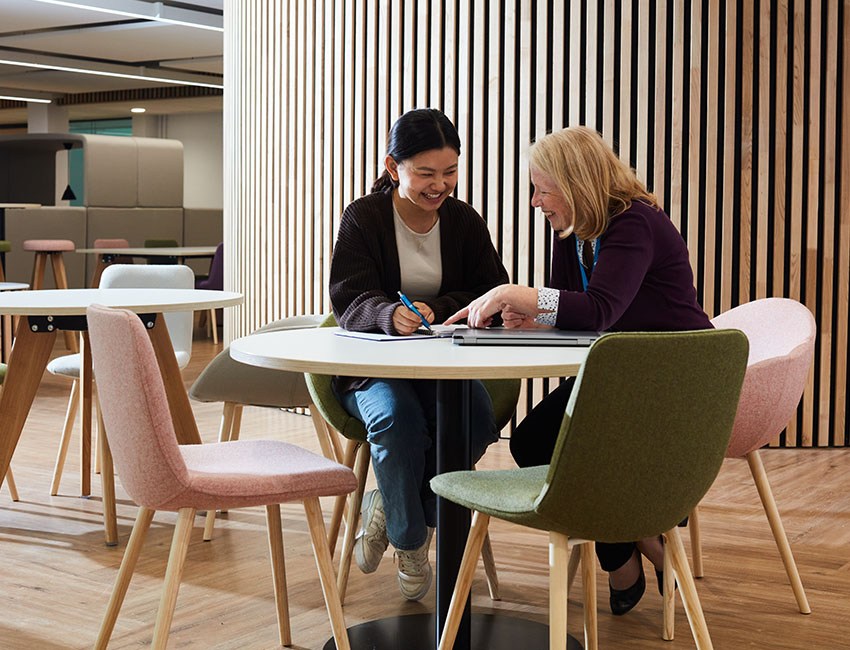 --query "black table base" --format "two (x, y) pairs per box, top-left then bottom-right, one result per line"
(322, 613), (583, 650)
